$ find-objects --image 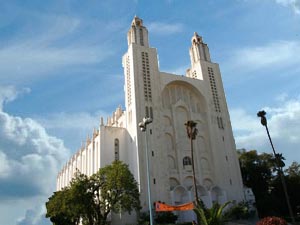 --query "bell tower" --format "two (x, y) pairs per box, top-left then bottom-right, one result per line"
(122, 16), (160, 211)
(127, 16), (149, 47)
(189, 32), (211, 63)
(187, 32), (212, 80)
